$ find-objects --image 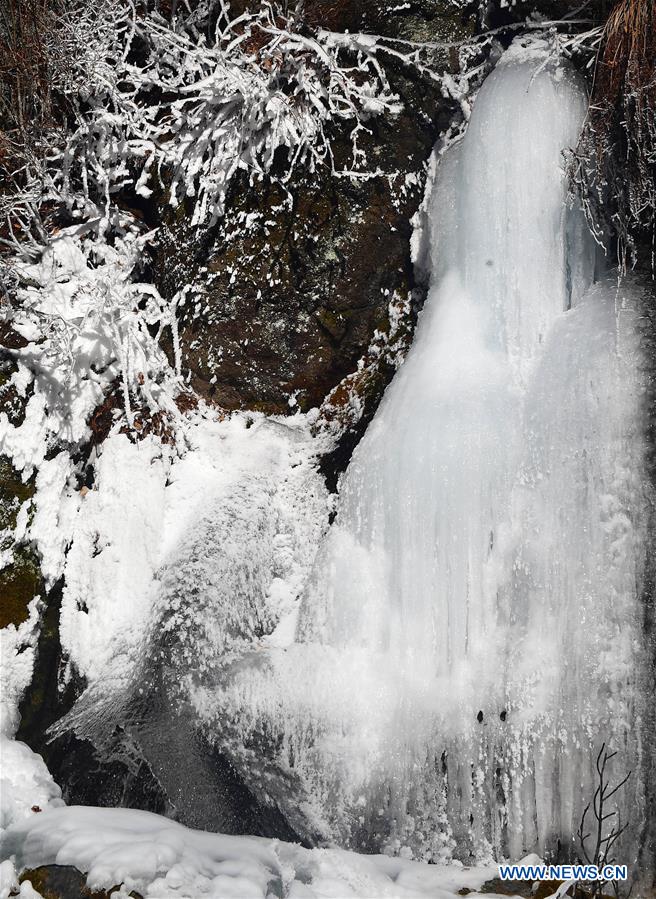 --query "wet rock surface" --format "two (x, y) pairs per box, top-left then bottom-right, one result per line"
(0, 458), (40, 630)
(17, 866), (143, 899)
